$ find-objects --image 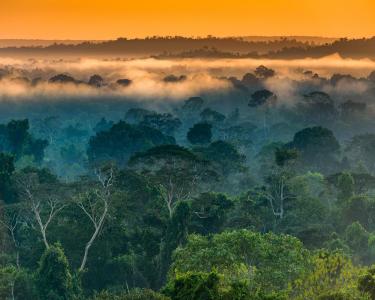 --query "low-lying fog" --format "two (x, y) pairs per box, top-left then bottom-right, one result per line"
(0, 54), (374, 124)
(0, 55), (374, 99)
